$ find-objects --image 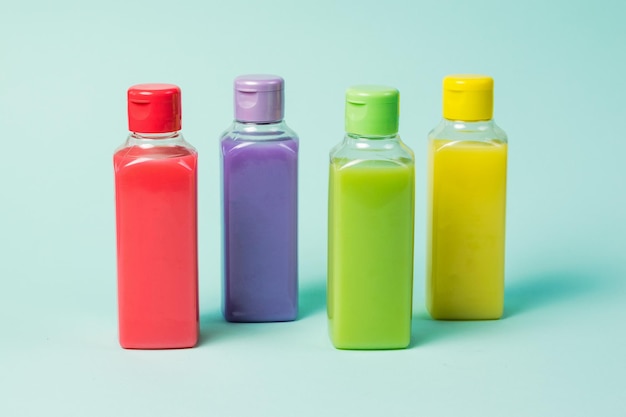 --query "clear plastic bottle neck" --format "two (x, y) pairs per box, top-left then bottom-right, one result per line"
(441, 118), (495, 132)
(233, 120), (284, 130)
(125, 131), (188, 148)
(131, 131), (180, 140)
(346, 132), (399, 141)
